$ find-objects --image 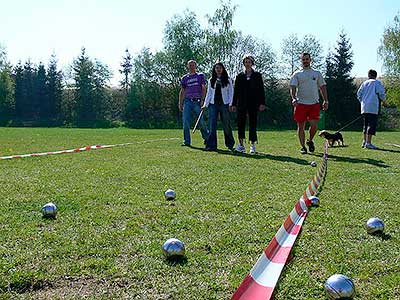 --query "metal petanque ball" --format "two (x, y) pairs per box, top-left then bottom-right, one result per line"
(162, 238), (185, 259)
(311, 161), (317, 167)
(309, 195), (320, 207)
(41, 202), (57, 218)
(324, 274), (355, 299)
(164, 189), (176, 200)
(366, 217), (385, 234)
